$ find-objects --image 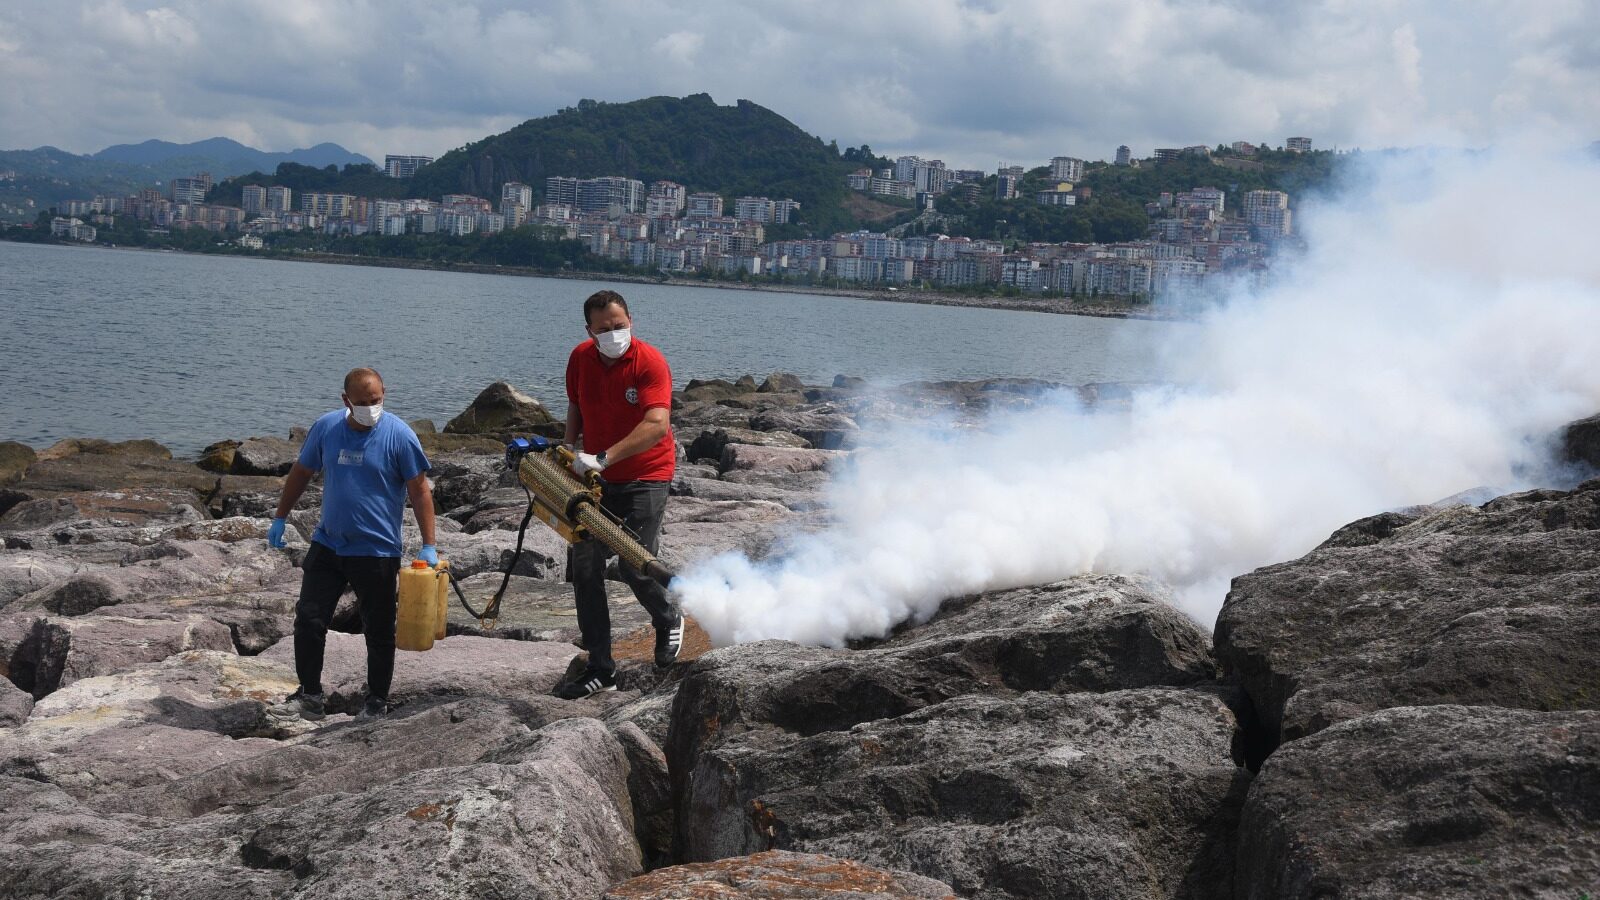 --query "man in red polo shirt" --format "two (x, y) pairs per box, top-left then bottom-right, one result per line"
(557, 289), (683, 700)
